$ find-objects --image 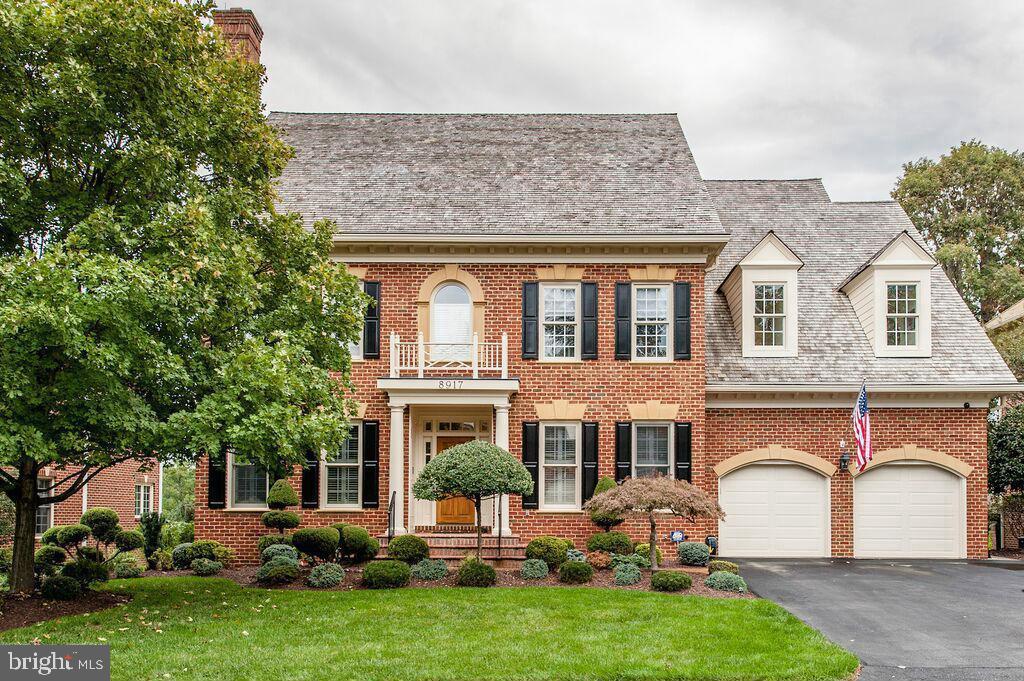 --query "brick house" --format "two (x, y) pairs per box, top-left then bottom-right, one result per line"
(196, 9), (1019, 564)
